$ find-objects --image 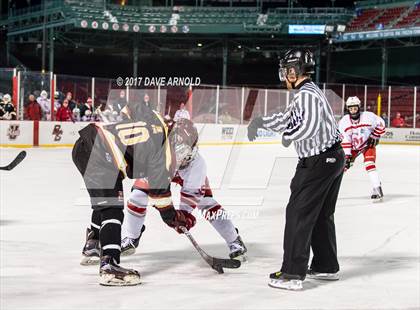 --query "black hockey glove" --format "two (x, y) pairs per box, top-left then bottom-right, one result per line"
(344, 155), (354, 171)
(247, 117), (264, 141)
(366, 136), (379, 148)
